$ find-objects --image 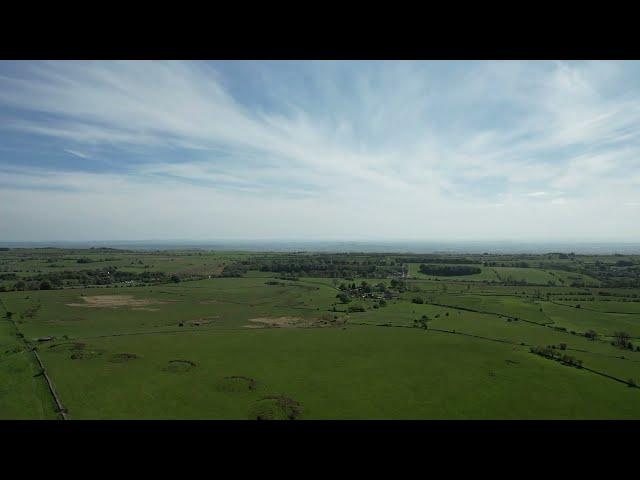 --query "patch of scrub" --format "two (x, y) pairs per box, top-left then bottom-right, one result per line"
(248, 395), (302, 420)
(66, 295), (165, 309)
(70, 349), (104, 360)
(109, 353), (139, 363)
(216, 375), (258, 392)
(186, 316), (220, 326)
